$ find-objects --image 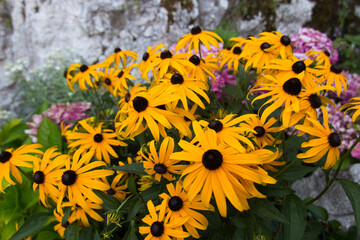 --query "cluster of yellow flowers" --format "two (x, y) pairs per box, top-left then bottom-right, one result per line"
(2, 25), (359, 239)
